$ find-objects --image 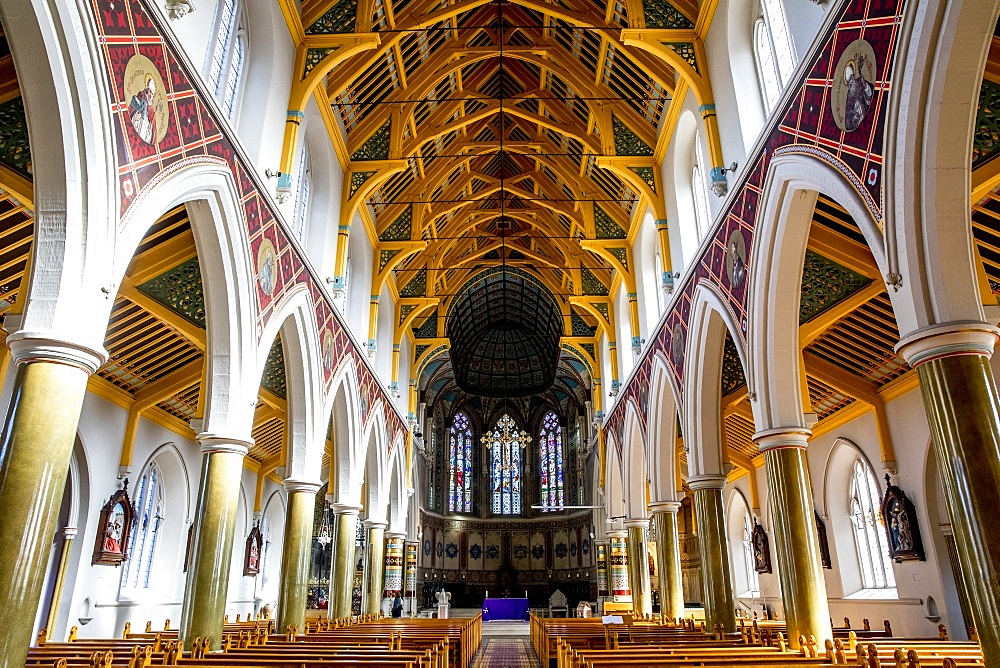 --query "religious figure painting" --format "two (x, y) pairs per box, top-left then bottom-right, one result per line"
(880, 475), (924, 562)
(124, 55), (169, 146)
(244, 524), (263, 576)
(831, 40), (876, 133)
(256, 239), (277, 296)
(92, 480), (135, 566)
